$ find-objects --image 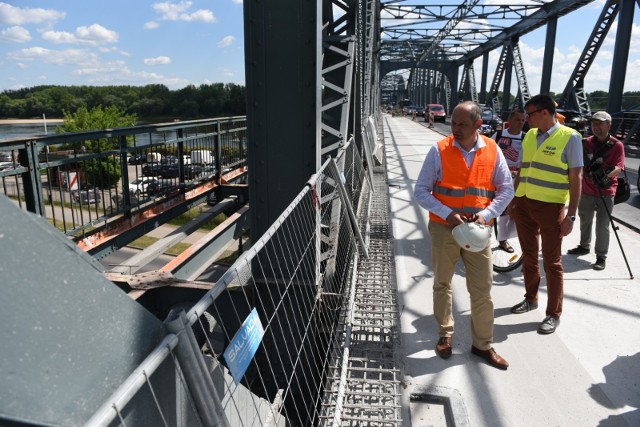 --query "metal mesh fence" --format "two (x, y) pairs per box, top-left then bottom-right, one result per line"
(85, 139), (390, 426)
(0, 117), (247, 242)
